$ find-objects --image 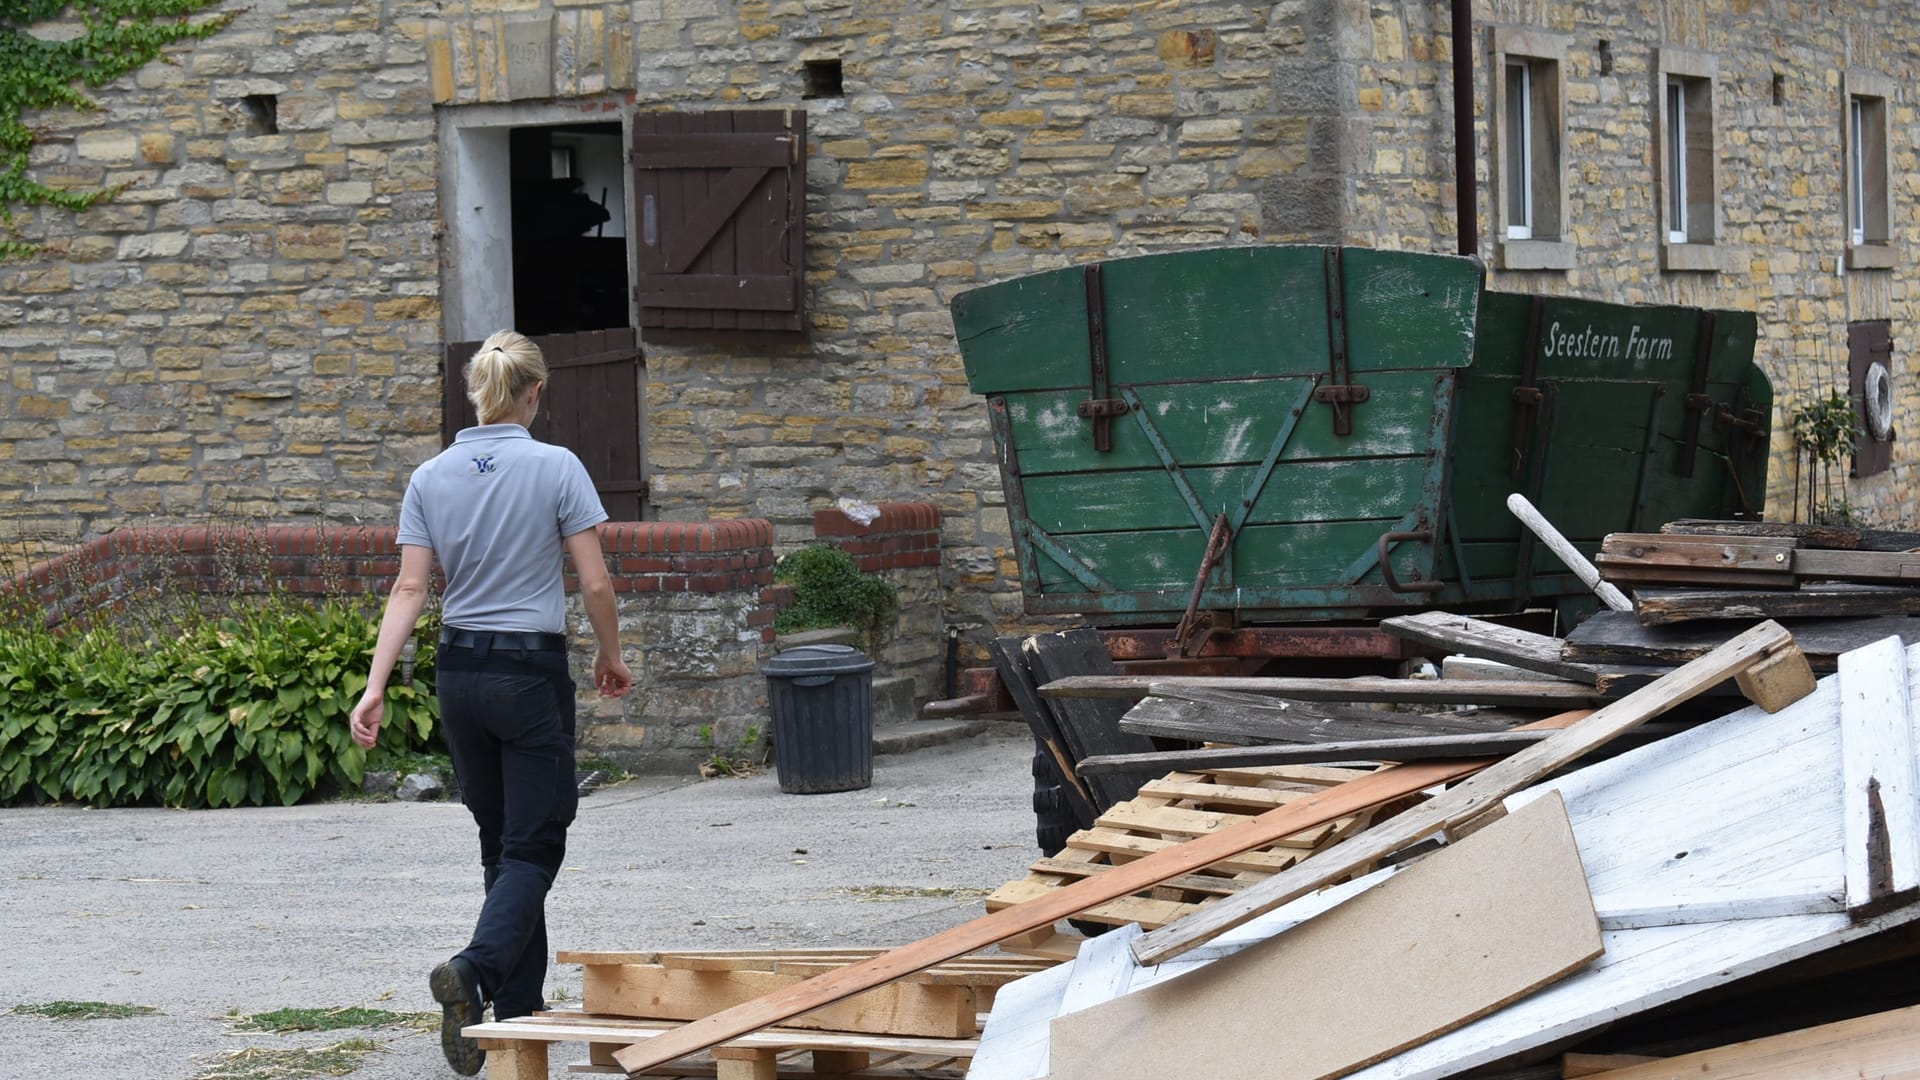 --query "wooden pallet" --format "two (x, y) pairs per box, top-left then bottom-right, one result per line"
(985, 764), (1379, 954)
(560, 949), (1053, 1039)
(468, 1010), (978, 1080)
